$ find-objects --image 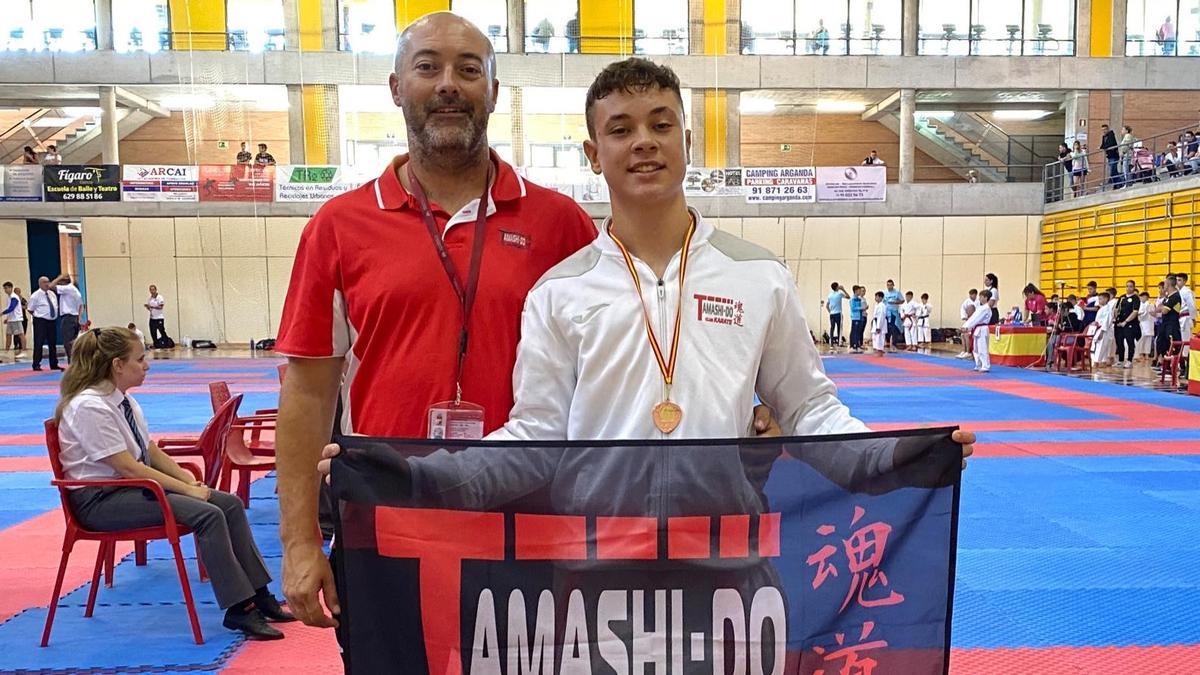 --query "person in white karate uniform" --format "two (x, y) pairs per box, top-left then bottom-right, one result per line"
(1091, 292), (1115, 367)
(871, 290), (888, 356)
(1137, 291), (1156, 360)
(916, 293), (932, 346)
(963, 289), (993, 372)
(900, 291), (918, 351)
